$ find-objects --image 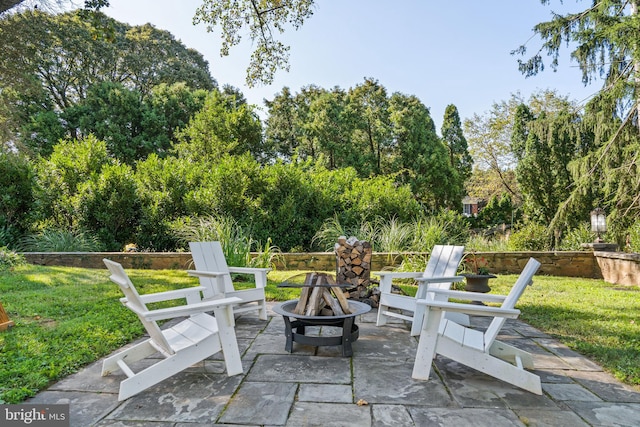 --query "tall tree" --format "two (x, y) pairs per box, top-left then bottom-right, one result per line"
(514, 104), (583, 224)
(173, 89), (263, 163)
(264, 84), (325, 162)
(389, 93), (460, 209)
(0, 9), (215, 151)
(463, 95), (523, 197)
(264, 86), (302, 161)
(441, 104), (473, 183)
(514, 0), (640, 231)
(307, 88), (351, 170)
(347, 78), (391, 177)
